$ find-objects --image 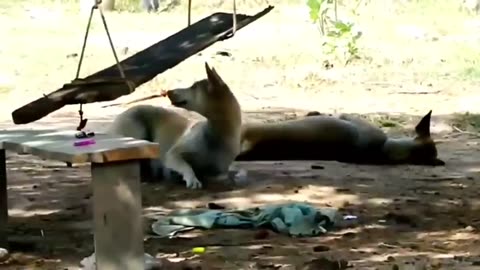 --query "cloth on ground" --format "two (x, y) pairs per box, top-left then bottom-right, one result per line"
(151, 202), (338, 237)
